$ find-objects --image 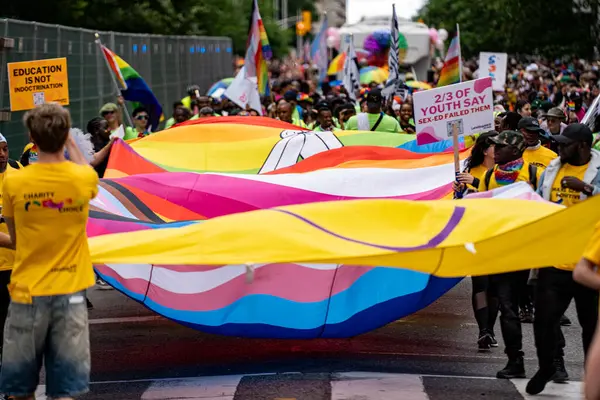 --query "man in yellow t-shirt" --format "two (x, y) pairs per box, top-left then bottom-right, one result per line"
(0, 133), (21, 365)
(0, 104), (98, 400)
(574, 223), (600, 400)
(518, 117), (558, 169)
(526, 123), (600, 395)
